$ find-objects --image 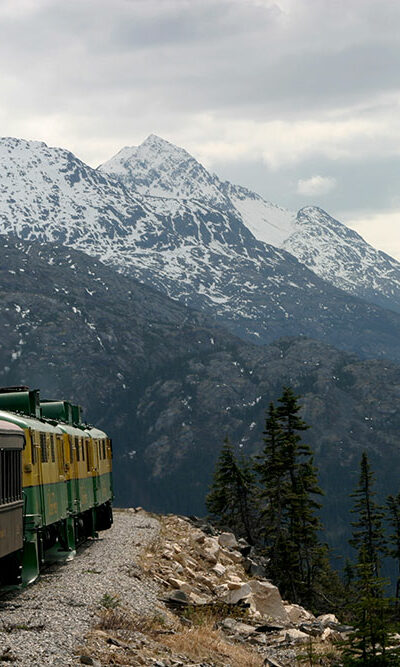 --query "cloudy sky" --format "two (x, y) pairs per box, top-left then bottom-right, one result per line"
(1, 0), (400, 257)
